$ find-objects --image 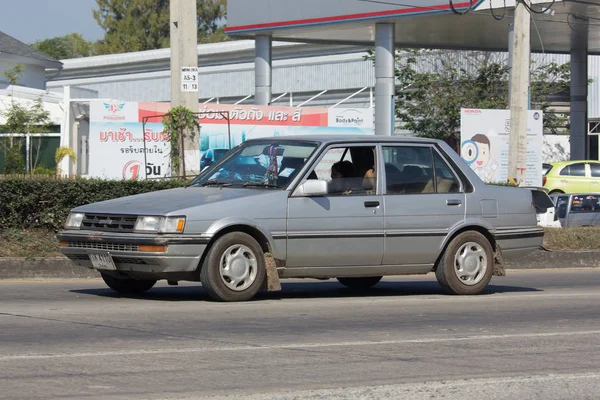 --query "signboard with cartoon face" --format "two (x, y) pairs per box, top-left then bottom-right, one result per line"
(460, 109), (543, 186)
